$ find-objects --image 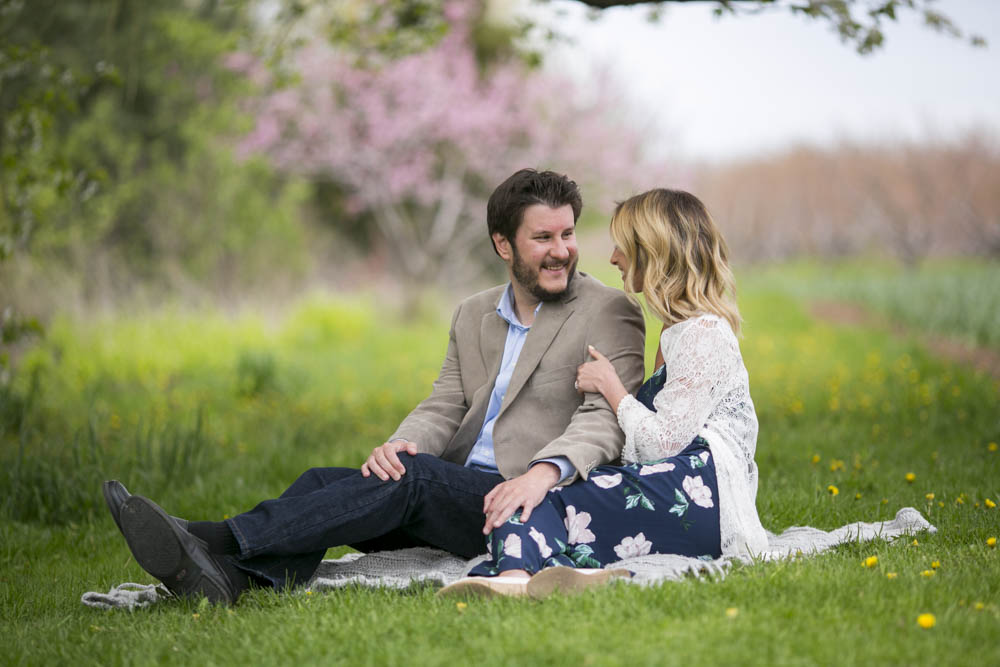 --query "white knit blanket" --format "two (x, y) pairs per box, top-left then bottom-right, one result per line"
(81, 507), (934, 610)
